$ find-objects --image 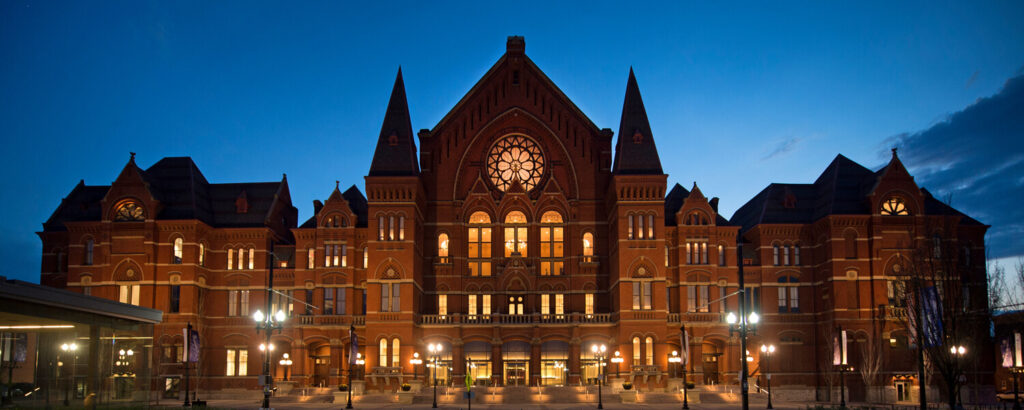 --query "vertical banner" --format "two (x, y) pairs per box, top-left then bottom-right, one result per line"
(833, 329), (848, 366)
(349, 327), (359, 365)
(1002, 337), (1014, 368)
(920, 286), (944, 347)
(681, 329), (690, 367)
(188, 328), (200, 363)
(841, 330), (848, 365)
(183, 327), (189, 362)
(13, 333), (27, 362)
